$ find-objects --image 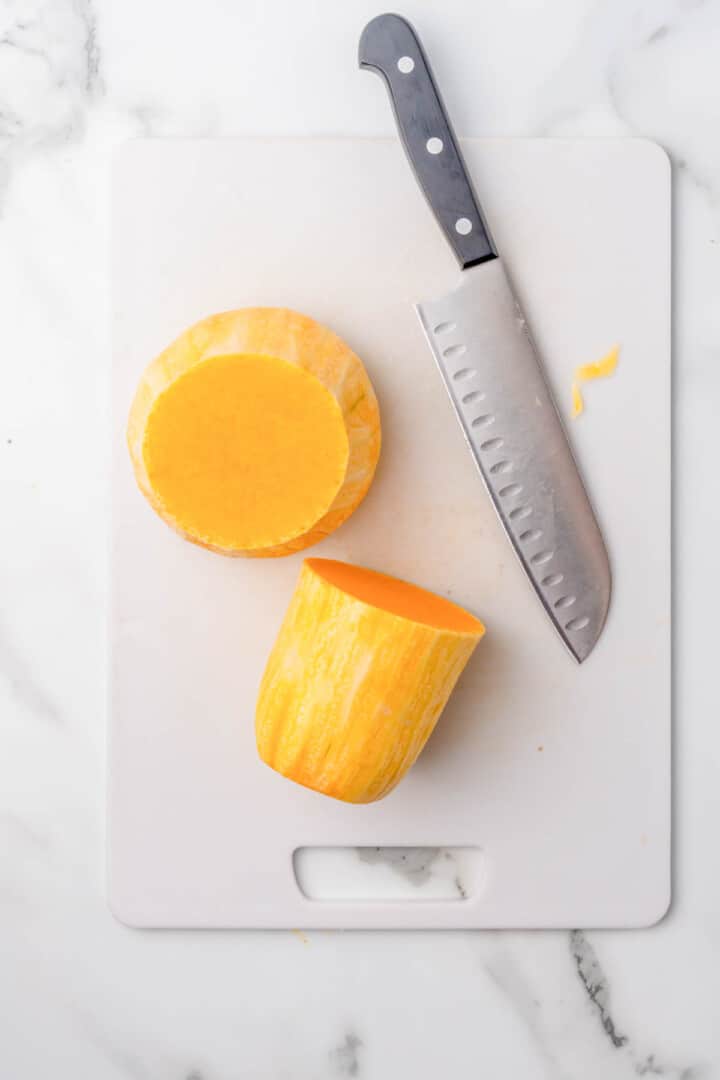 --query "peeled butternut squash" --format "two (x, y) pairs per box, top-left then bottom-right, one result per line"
(127, 308), (381, 556)
(256, 559), (485, 803)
